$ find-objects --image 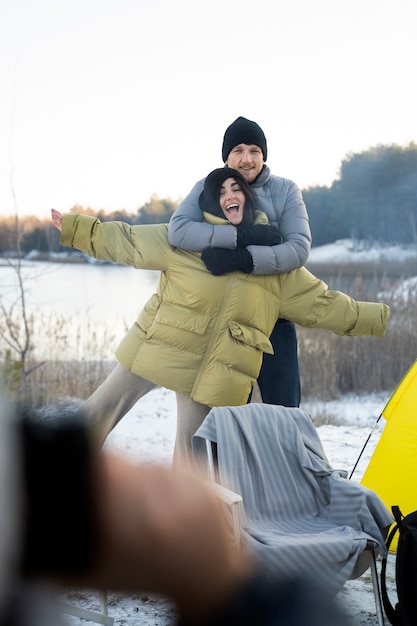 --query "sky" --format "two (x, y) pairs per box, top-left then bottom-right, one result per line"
(1, 0), (416, 219)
